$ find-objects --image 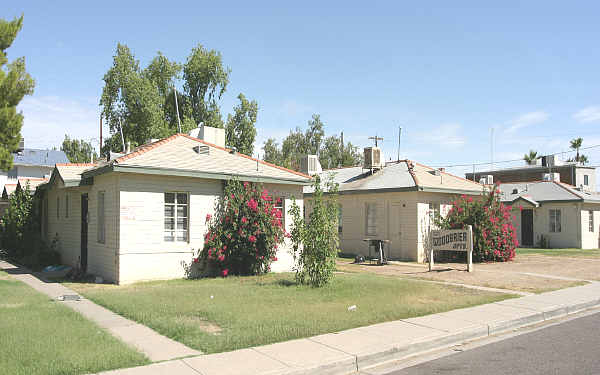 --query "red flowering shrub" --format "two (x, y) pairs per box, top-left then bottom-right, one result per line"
(436, 184), (518, 262)
(193, 180), (286, 276)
